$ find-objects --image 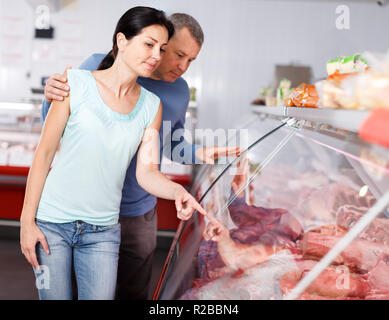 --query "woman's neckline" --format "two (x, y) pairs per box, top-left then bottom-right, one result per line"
(88, 70), (144, 120)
